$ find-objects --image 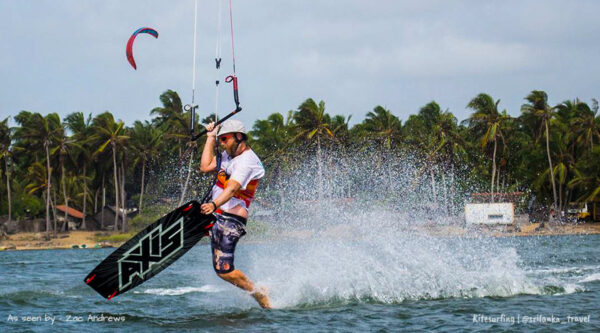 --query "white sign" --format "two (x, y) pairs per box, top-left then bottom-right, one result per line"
(465, 203), (514, 225)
